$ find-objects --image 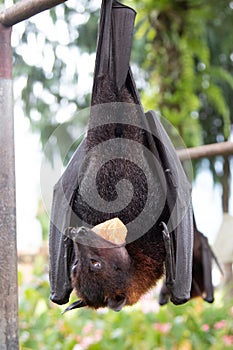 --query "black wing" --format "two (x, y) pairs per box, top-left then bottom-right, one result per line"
(49, 139), (86, 304)
(146, 110), (193, 305)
